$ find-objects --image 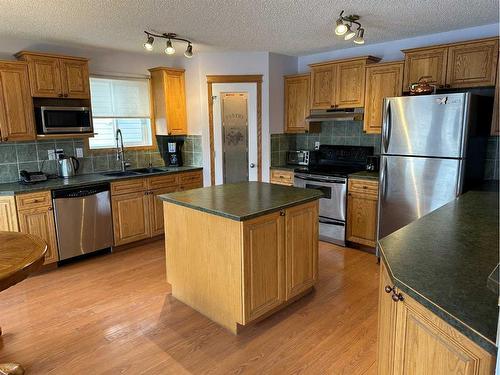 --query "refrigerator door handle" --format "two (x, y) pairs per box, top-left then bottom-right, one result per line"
(380, 156), (388, 199)
(382, 100), (392, 153)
